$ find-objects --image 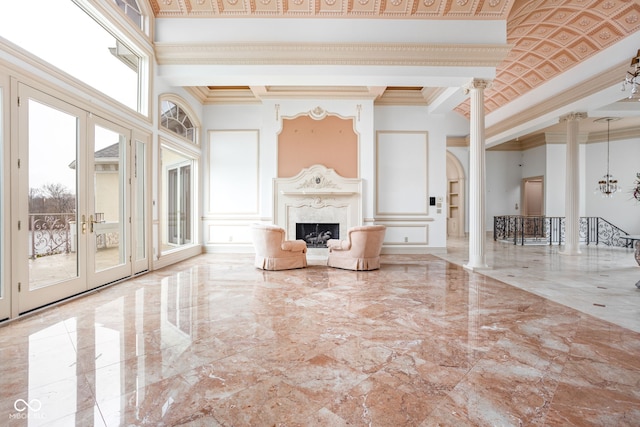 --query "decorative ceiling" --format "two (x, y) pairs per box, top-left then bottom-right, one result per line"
(148, 0), (640, 118)
(148, 0), (512, 19)
(455, 0), (640, 117)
